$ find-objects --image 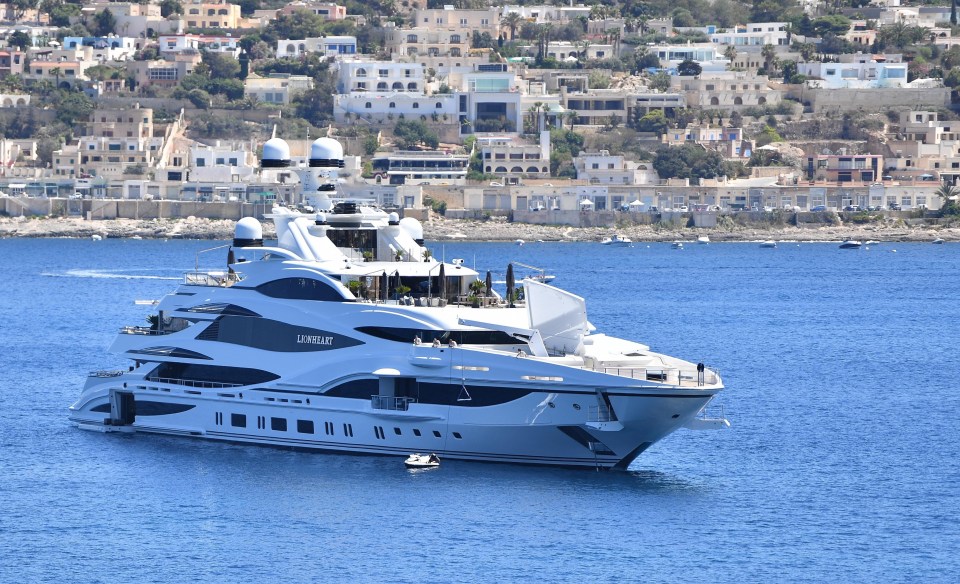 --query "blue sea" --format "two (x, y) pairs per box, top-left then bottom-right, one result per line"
(1, 238), (958, 583)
